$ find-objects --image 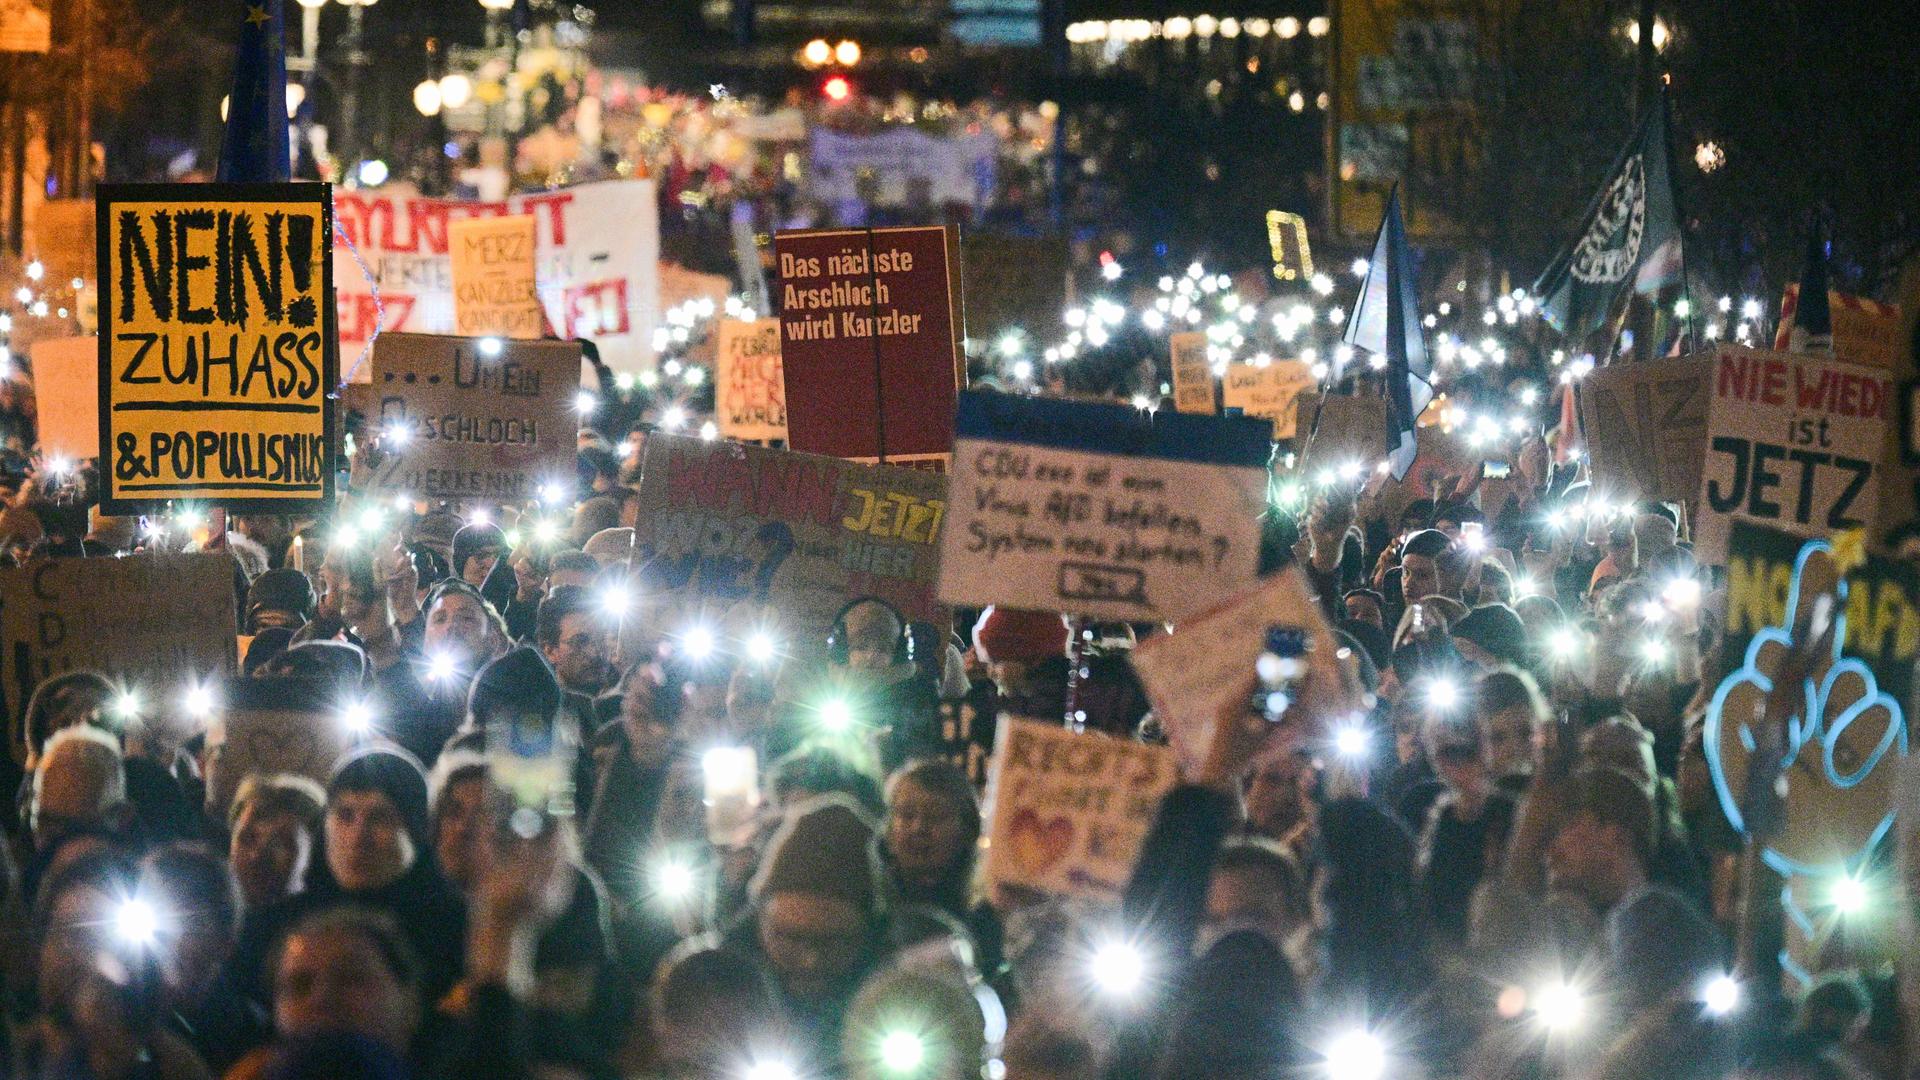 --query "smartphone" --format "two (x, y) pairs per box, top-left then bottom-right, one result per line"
(1256, 626), (1311, 722)
(700, 746), (762, 847)
(485, 706), (580, 838)
(1483, 461), (1511, 479)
